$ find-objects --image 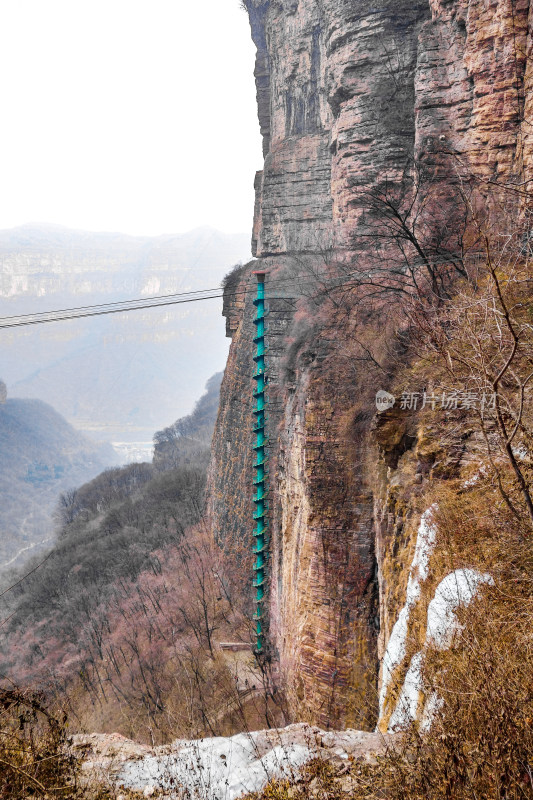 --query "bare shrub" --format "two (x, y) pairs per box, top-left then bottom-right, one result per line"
(0, 687), (79, 798)
(249, 488), (533, 798)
